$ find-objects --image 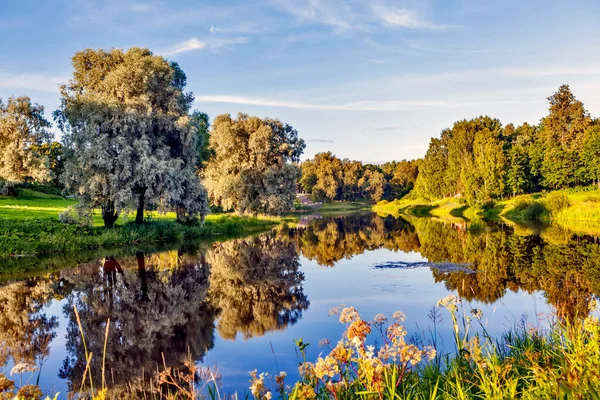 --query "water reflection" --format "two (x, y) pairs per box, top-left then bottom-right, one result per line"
(1, 213), (600, 395)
